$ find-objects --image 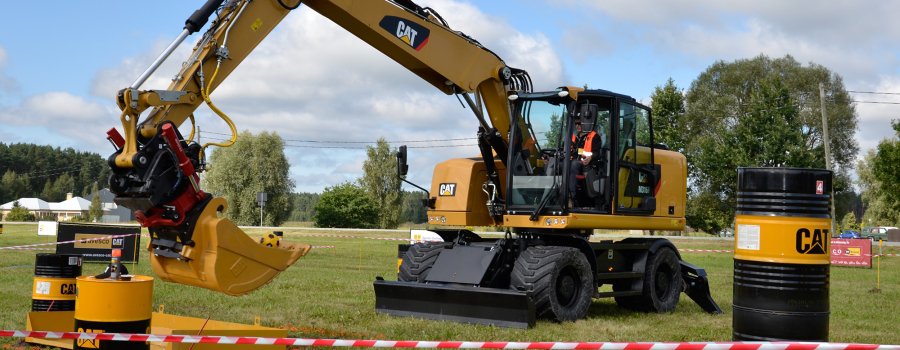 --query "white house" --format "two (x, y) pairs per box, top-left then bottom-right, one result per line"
(0, 189), (133, 223)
